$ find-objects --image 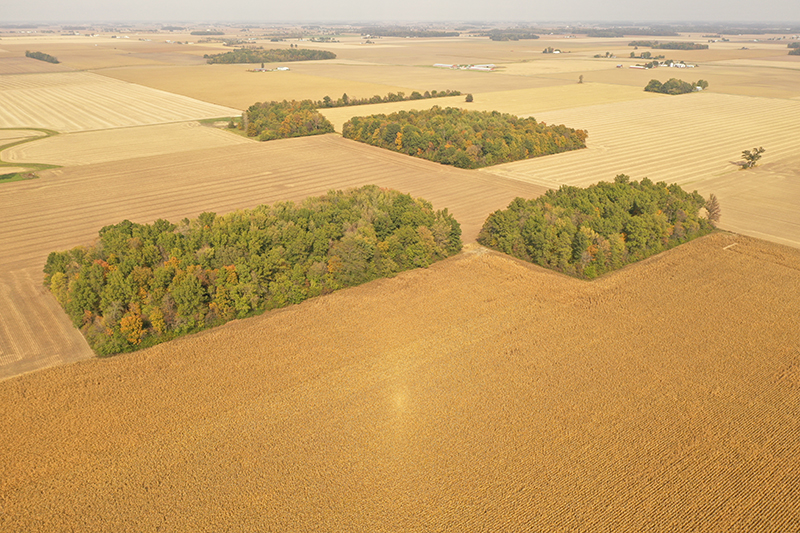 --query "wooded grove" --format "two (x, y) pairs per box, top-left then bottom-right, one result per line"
(44, 186), (462, 355)
(342, 106), (587, 169)
(478, 176), (714, 278)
